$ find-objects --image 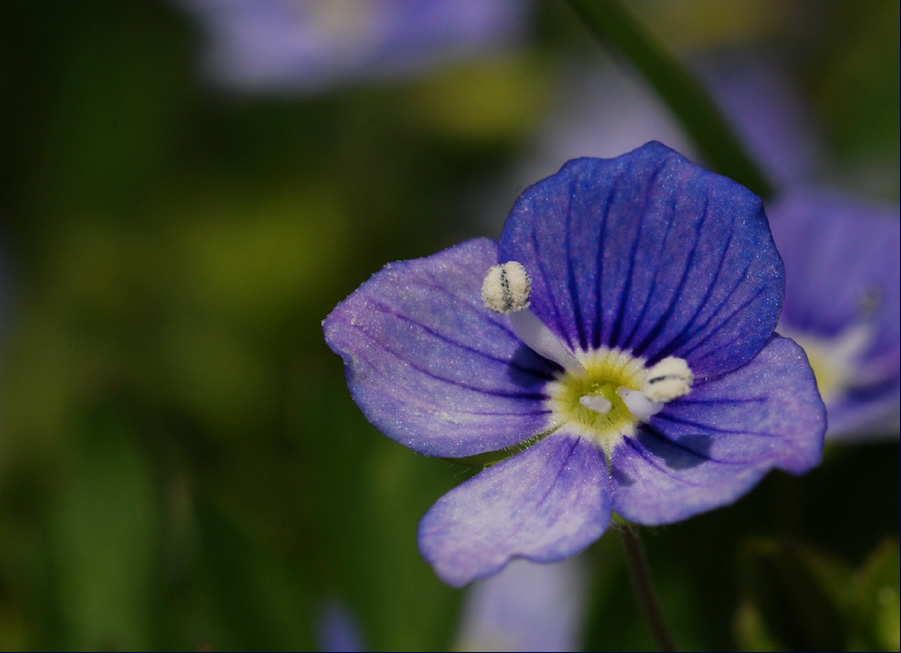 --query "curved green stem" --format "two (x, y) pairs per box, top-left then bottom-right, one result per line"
(566, 0), (775, 200)
(619, 525), (678, 652)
